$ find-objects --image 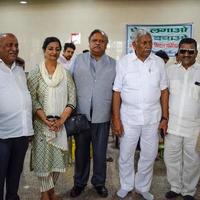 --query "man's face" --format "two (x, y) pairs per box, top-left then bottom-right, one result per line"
(63, 47), (75, 61)
(0, 34), (19, 66)
(178, 43), (197, 68)
(89, 32), (107, 58)
(133, 34), (152, 61)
